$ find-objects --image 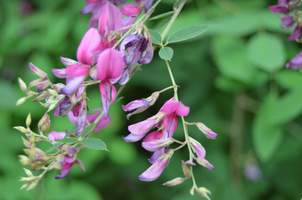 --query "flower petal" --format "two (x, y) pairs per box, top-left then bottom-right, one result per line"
(77, 28), (101, 65)
(61, 76), (86, 95)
